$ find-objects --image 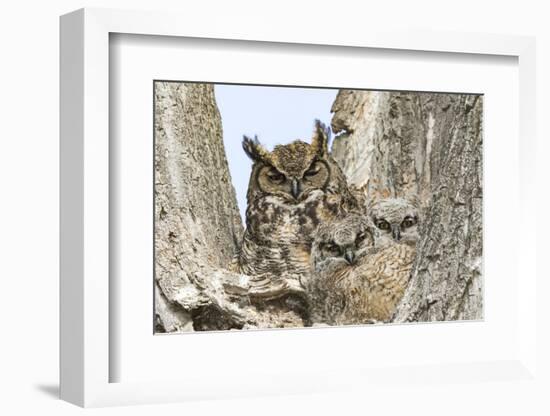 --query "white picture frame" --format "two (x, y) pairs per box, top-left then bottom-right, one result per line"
(60, 7), (538, 408)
